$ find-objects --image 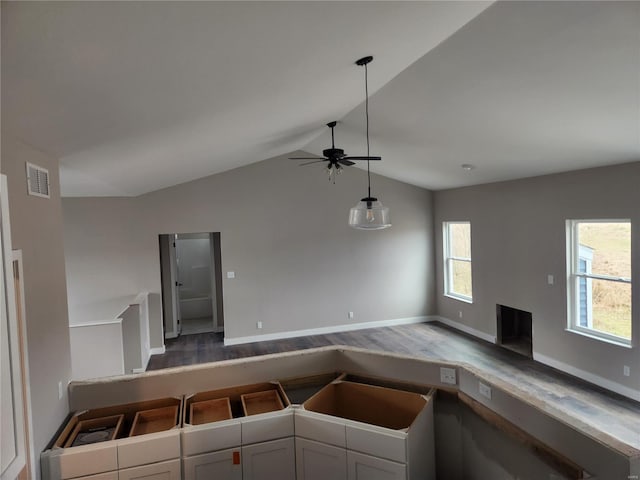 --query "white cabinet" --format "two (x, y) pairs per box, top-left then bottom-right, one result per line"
(347, 451), (406, 480)
(182, 449), (241, 480)
(296, 437), (347, 480)
(118, 459), (180, 480)
(75, 473), (118, 480)
(242, 437), (295, 480)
